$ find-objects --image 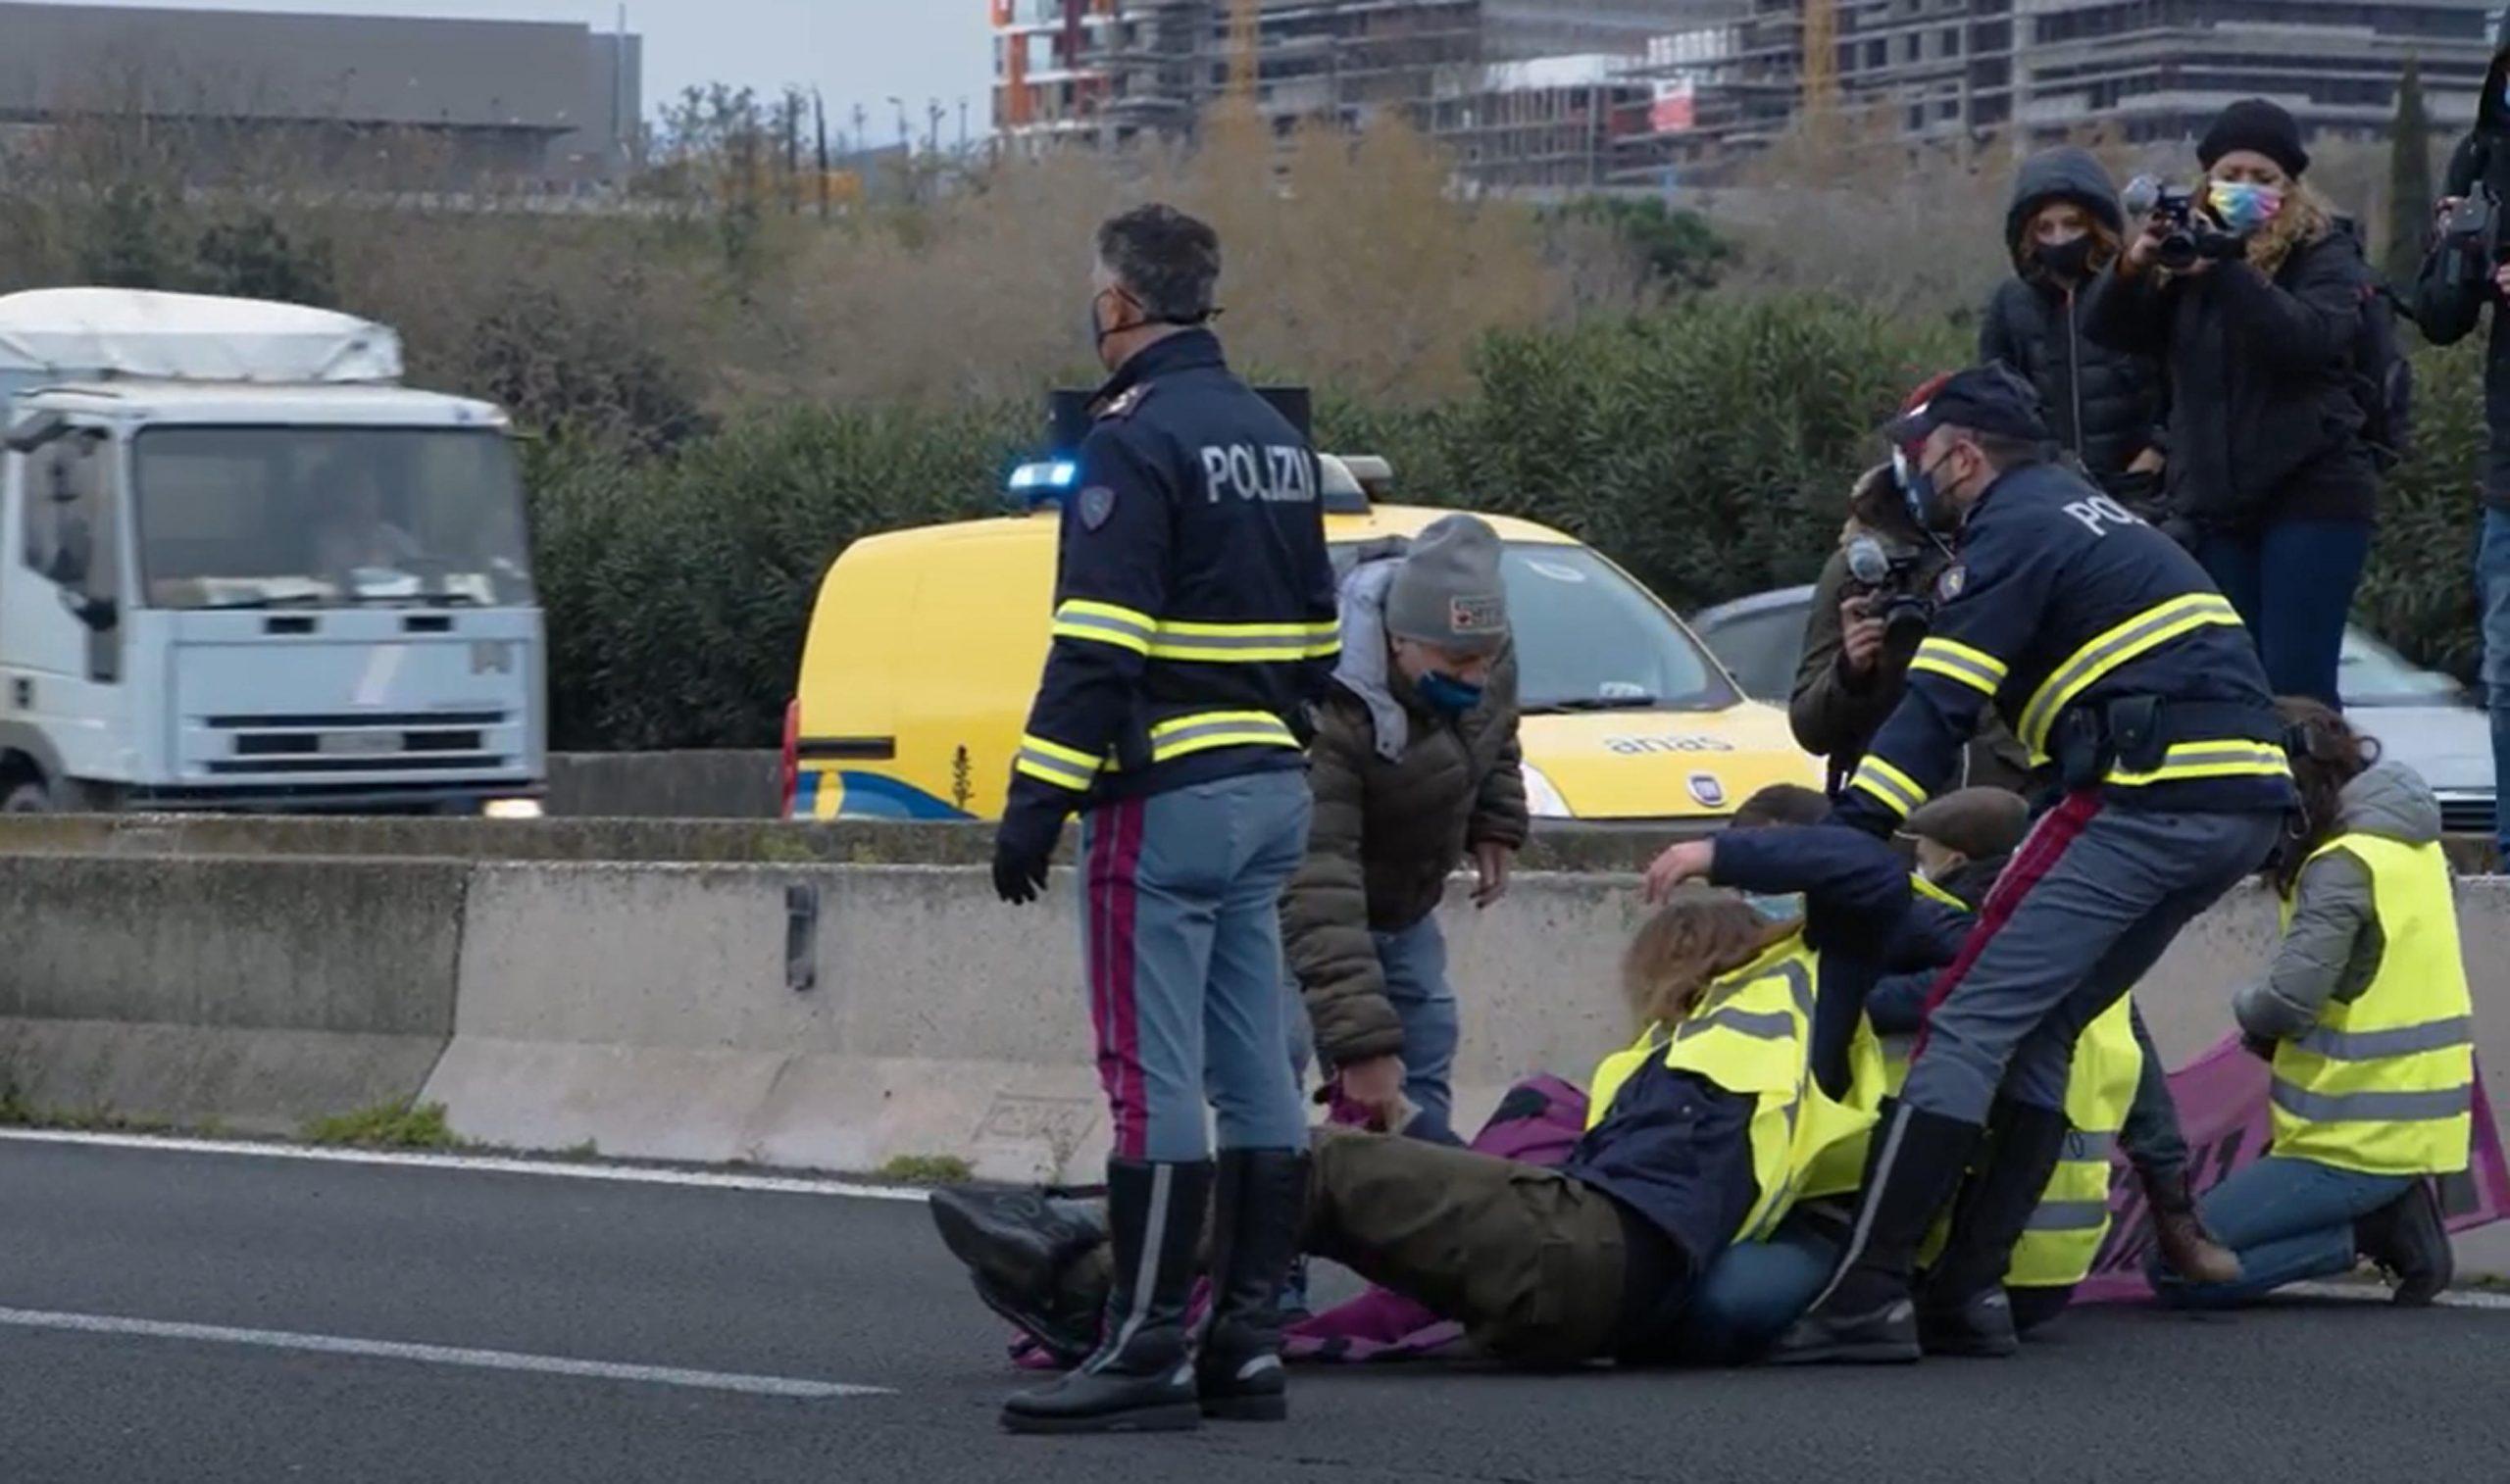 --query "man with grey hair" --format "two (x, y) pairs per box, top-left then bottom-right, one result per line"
(977, 203), (1339, 1435)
